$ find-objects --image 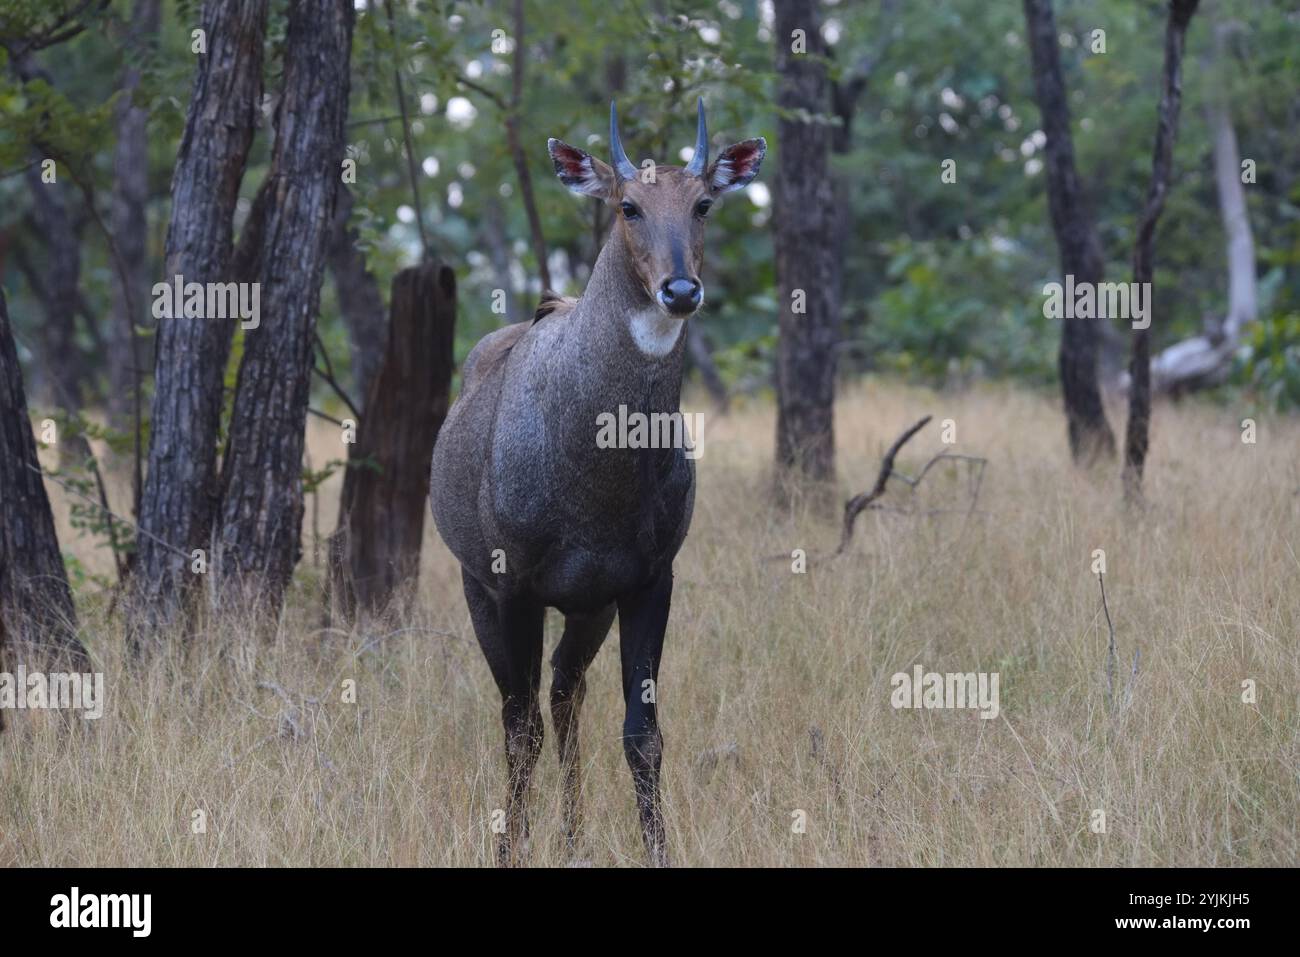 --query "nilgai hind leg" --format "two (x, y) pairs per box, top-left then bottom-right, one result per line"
(550, 605), (617, 853)
(463, 570), (545, 866)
